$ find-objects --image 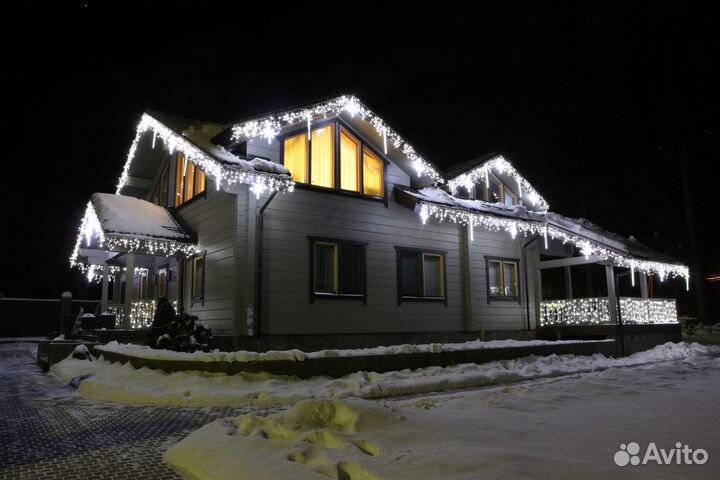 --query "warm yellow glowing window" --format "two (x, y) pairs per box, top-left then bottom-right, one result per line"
(184, 161), (196, 203)
(363, 147), (384, 197)
(283, 133), (308, 183)
(340, 129), (360, 192)
(175, 154), (186, 207)
(311, 124), (335, 188)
